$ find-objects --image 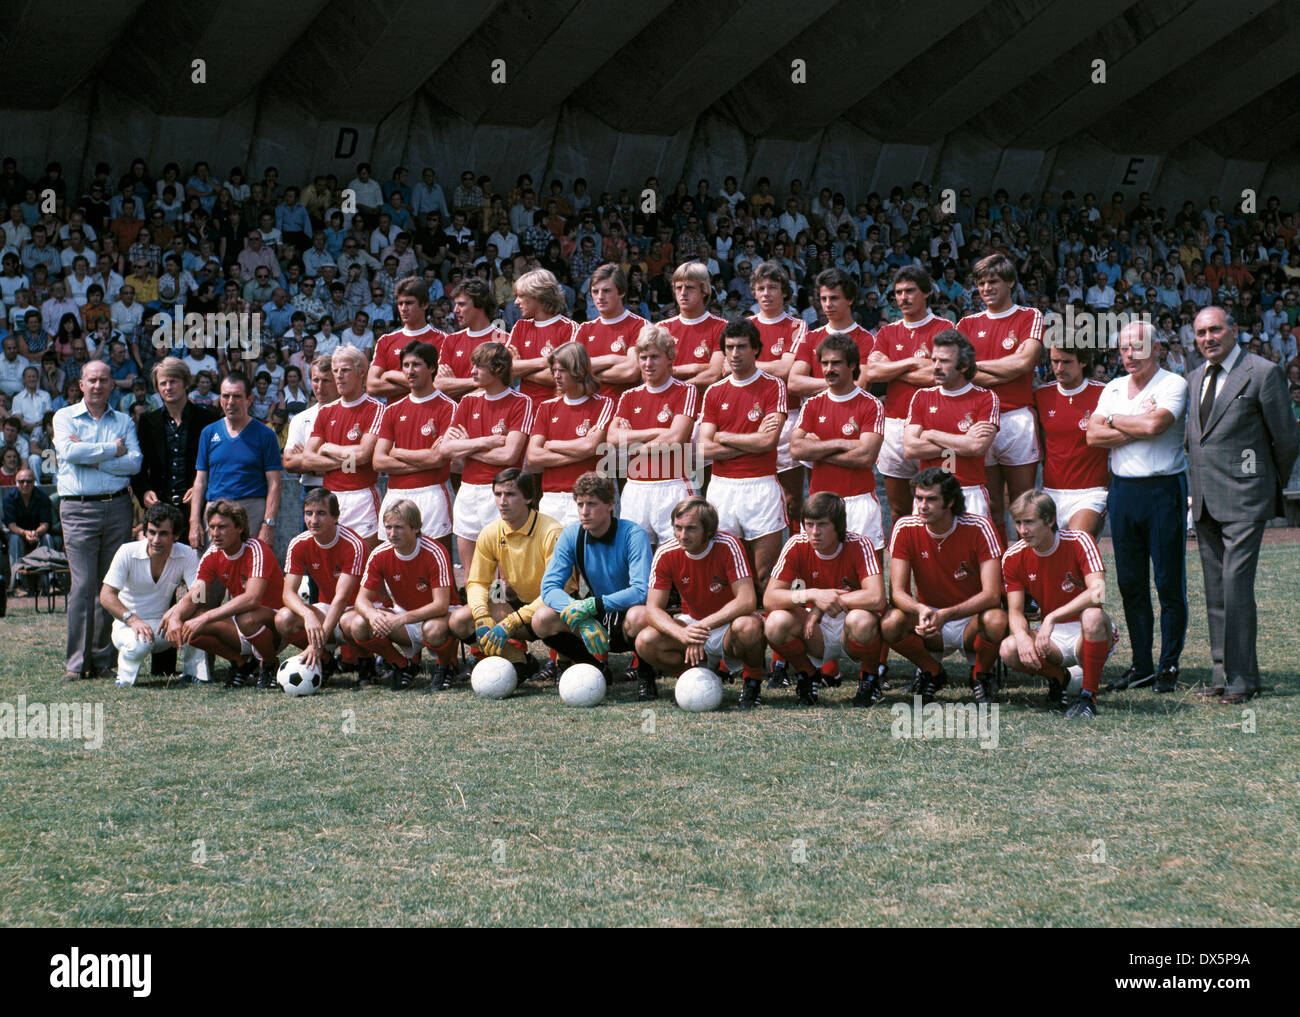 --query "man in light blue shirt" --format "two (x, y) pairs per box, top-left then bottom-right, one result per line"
(53, 359), (143, 680)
